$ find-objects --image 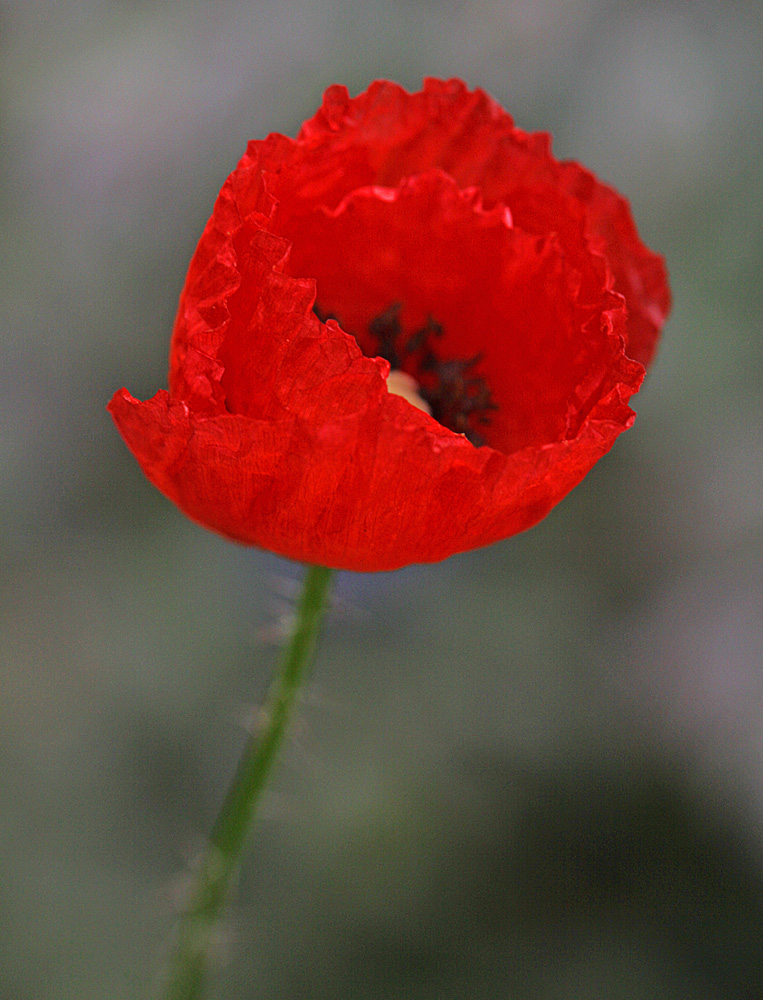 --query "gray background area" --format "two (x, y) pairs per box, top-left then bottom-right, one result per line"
(2, 1), (762, 997)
